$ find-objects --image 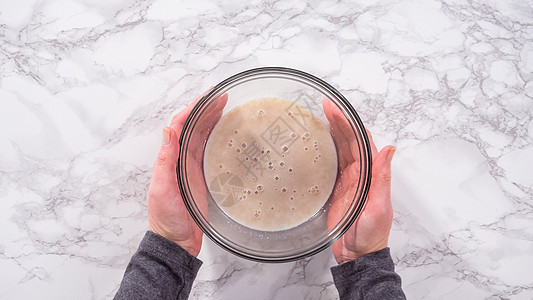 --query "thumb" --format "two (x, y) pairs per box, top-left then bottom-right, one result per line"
(368, 145), (395, 206)
(151, 127), (180, 192)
